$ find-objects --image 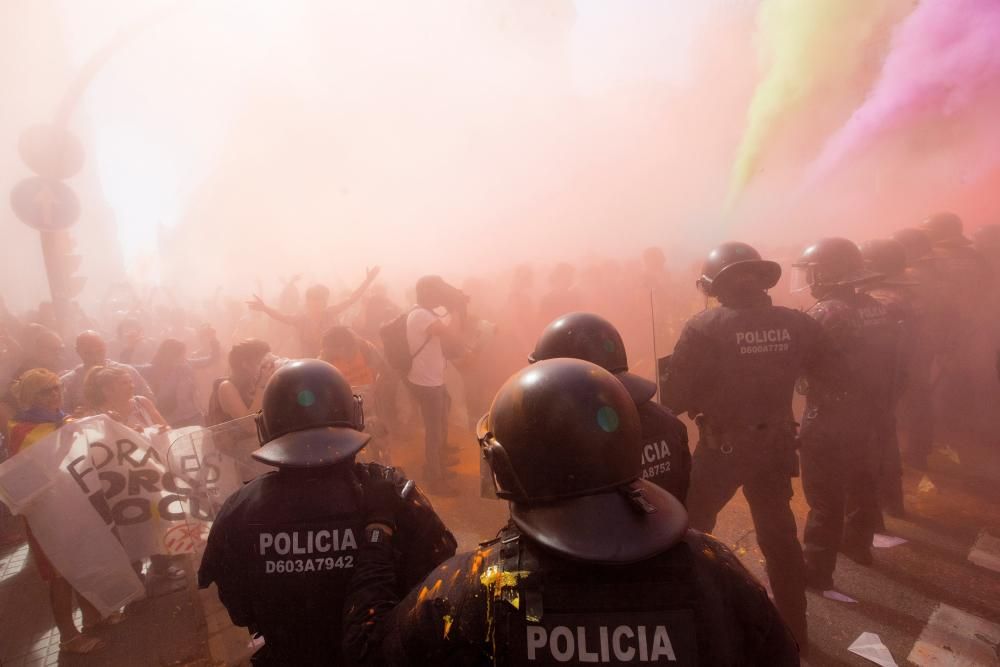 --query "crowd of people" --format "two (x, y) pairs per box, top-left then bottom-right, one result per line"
(1, 211), (998, 662)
